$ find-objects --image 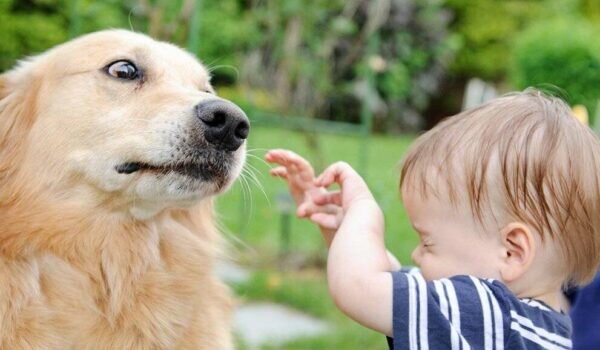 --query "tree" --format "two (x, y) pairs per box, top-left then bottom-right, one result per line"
(239, 0), (457, 131)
